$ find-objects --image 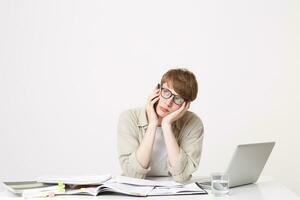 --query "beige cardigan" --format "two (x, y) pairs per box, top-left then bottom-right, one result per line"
(117, 107), (204, 182)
